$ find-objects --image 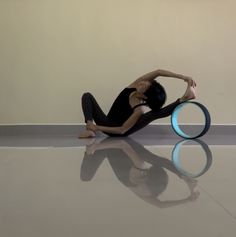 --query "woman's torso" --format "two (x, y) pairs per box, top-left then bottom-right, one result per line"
(107, 87), (142, 125)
